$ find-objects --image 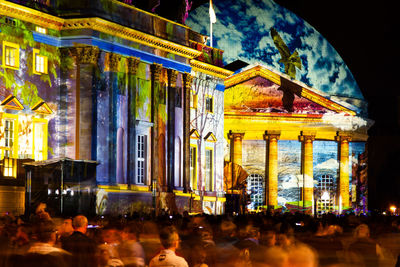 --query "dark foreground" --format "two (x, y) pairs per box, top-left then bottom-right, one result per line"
(1, 210), (400, 267)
